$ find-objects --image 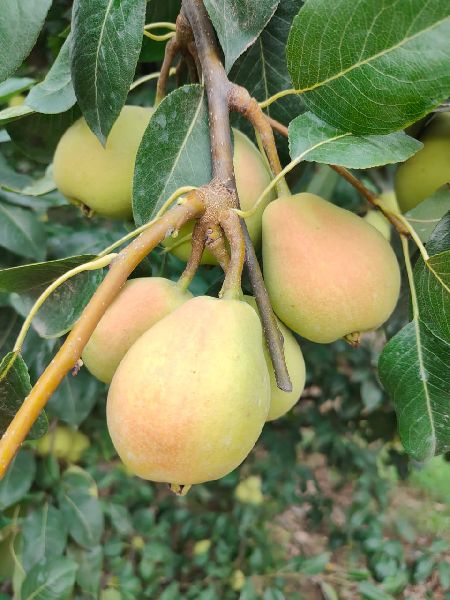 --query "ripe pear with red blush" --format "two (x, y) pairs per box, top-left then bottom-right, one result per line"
(106, 296), (270, 486)
(262, 193), (401, 344)
(82, 277), (191, 383)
